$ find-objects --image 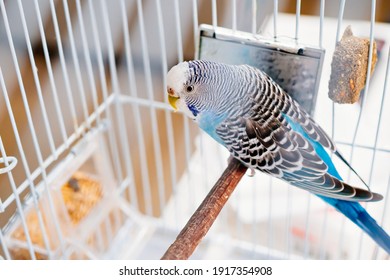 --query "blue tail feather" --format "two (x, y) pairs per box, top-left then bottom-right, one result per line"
(320, 196), (390, 255)
(284, 114), (390, 254)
